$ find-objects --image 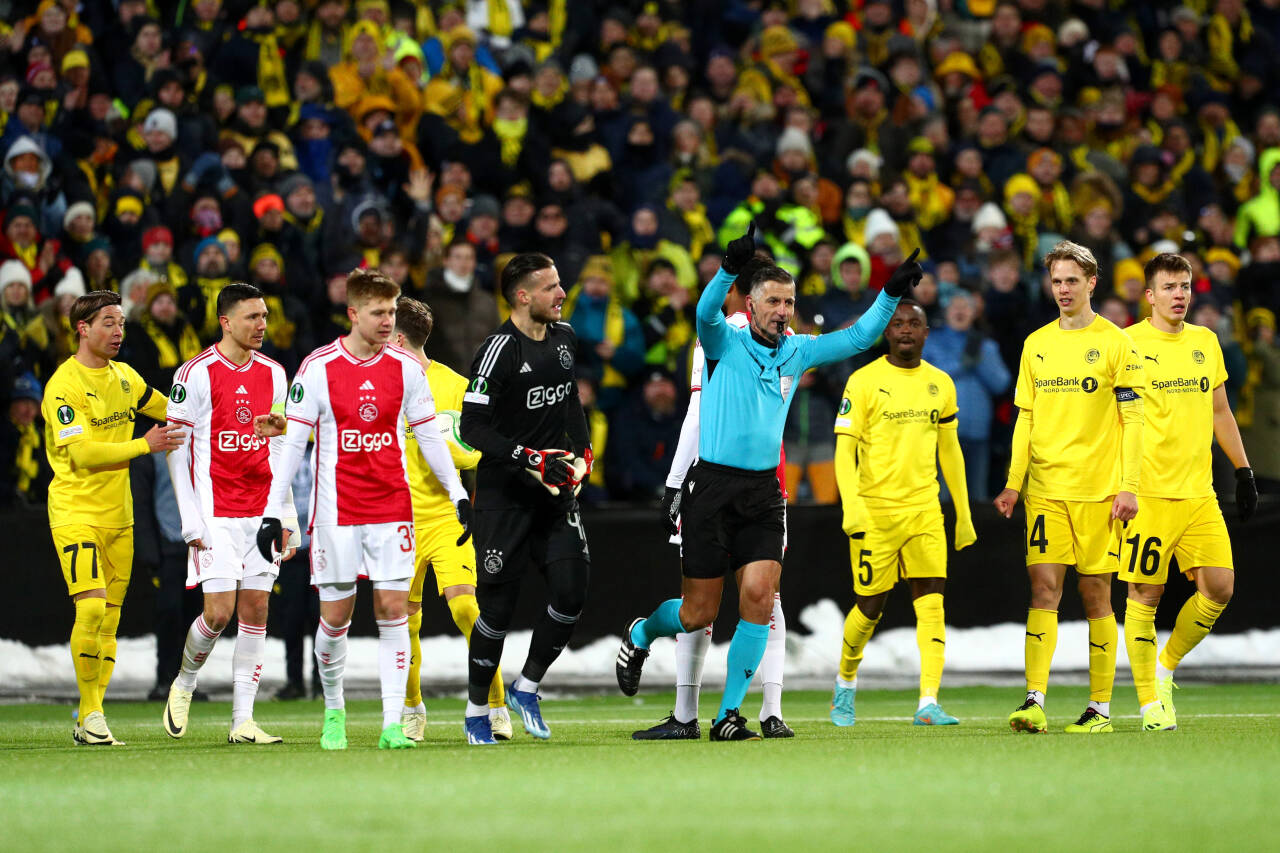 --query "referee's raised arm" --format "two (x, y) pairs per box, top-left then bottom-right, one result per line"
(696, 224), (759, 359)
(802, 248), (923, 369)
